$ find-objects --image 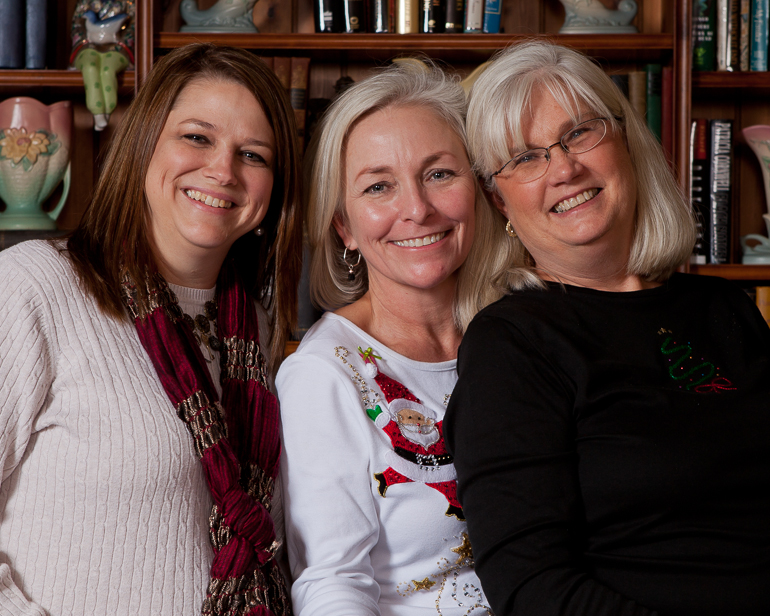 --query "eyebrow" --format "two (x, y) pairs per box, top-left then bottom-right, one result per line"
(520, 113), (590, 151)
(354, 152), (455, 180)
(179, 118), (274, 150)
